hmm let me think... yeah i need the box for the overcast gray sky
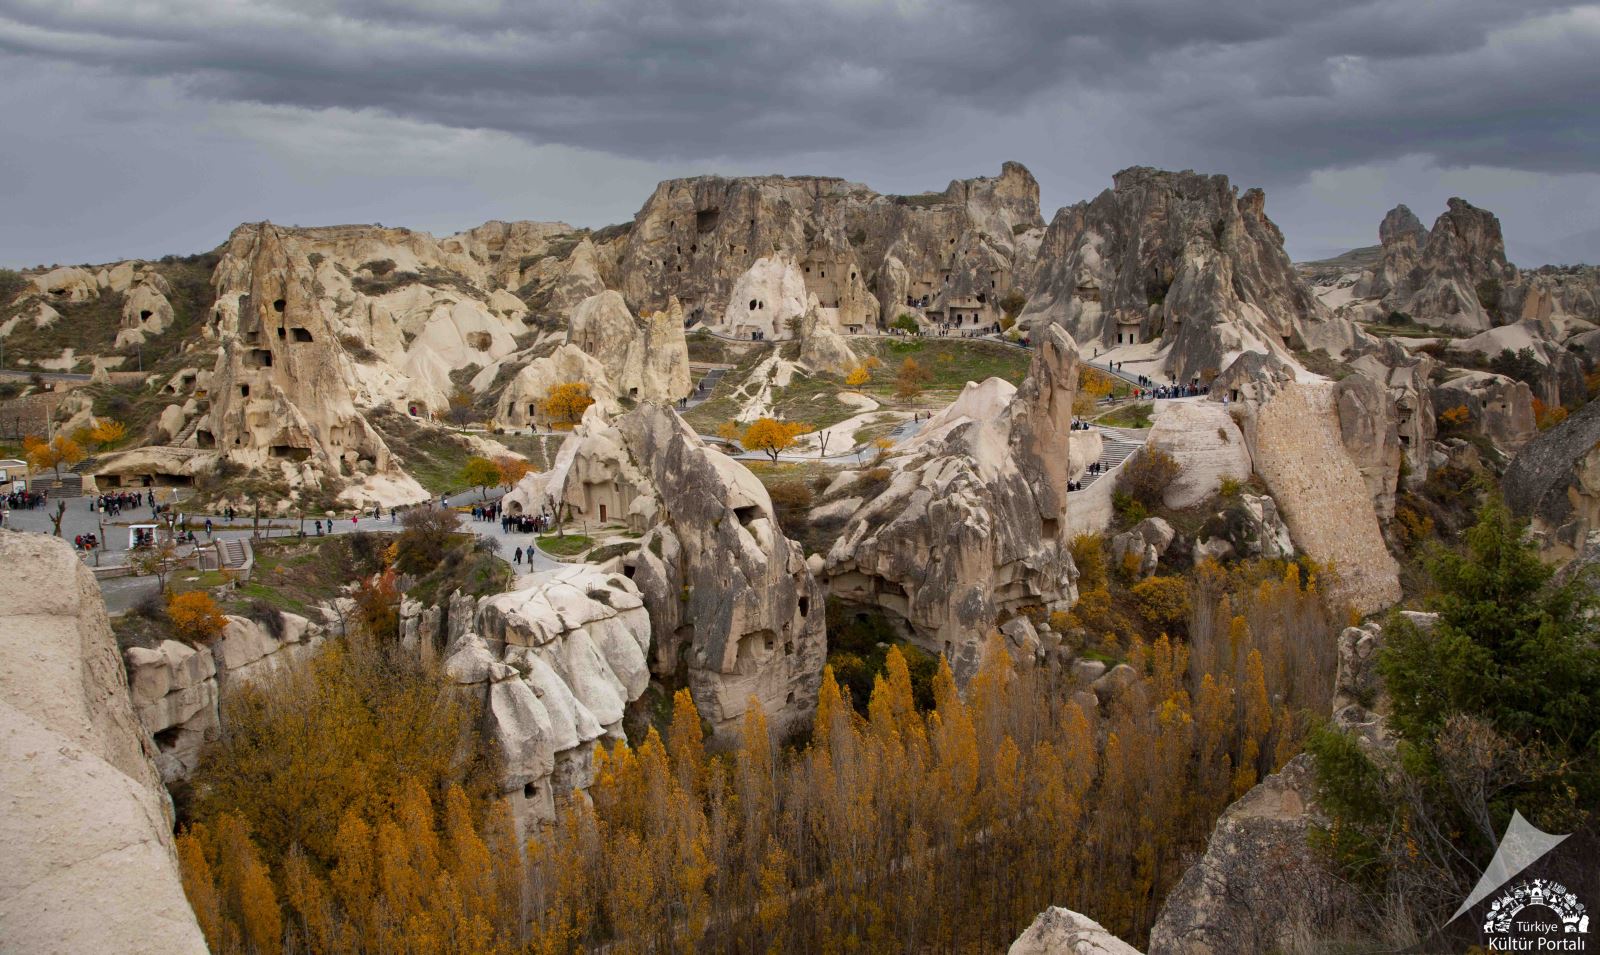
[2,0,1597,269]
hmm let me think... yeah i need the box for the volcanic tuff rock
[1380,198,1518,331]
[1214,354,1401,613]
[823,326,1080,680]
[615,404,827,740]
[1505,397,1600,560]
[1145,400,1251,509]
[0,532,209,954]
[444,566,652,836]
[608,162,1042,336]
[565,291,692,403]
[1020,167,1350,382]
[1432,370,1536,454]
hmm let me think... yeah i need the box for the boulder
[1109,517,1175,578]
[1146,401,1251,509]
[0,531,209,953]
[1010,907,1142,955]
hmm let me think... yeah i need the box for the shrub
[1129,575,1190,634]
[1116,447,1182,510]
[167,591,228,644]
[893,313,919,334]
[394,507,461,574]
[1437,404,1471,429]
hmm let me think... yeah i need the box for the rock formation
[565,291,691,403]
[0,531,209,953]
[1379,198,1519,331]
[1009,907,1142,955]
[615,404,827,740]
[1145,400,1251,509]
[441,566,651,837]
[505,403,827,740]
[1020,167,1351,381]
[1505,397,1600,560]
[125,610,324,782]
[496,343,622,428]
[608,163,1042,335]
[823,326,1080,679]
[1213,354,1401,613]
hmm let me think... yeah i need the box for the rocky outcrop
[1145,400,1251,509]
[445,566,651,837]
[1433,370,1537,454]
[823,327,1080,679]
[566,291,692,403]
[615,404,827,740]
[1010,908,1142,955]
[0,531,209,954]
[1193,493,1293,564]
[496,343,622,428]
[505,403,827,740]
[1110,517,1175,578]
[1505,397,1600,560]
[1020,167,1348,382]
[124,611,324,782]
[608,163,1041,334]
[795,299,860,376]
[1380,198,1518,331]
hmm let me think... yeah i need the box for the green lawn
[1095,402,1154,429]
[537,533,593,557]
[861,338,1032,394]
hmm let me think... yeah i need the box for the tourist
[514,546,523,565]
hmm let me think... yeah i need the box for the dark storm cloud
[1,0,1594,178]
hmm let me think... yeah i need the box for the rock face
[1433,370,1537,454]
[445,566,652,837]
[1145,400,1251,509]
[823,326,1080,679]
[1020,167,1347,381]
[203,223,400,485]
[1010,908,1142,955]
[608,163,1042,335]
[1110,517,1175,578]
[1193,493,1294,564]
[1217,358,1400,614]
[506,403,827,740]
[0,531,209,954]
[1505,397,1600,560]
[125,611,324,782]
[496,343,622,428]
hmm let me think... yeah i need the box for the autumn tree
[845,364,871,388]
[541,381,595,429]
[132,539,179,592]
[168,591,228,643]
[894,357,930,398]
[460,456,501,498]
[741,417,810,462]
[716,419,743,448]
[495,455,531,490]
[24,433,85,477]
[89,417,128,448]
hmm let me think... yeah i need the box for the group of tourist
[469,501,502,522]
[89,490,144,516]
[503,512,551,535]
[3,488,45,511]
[71,532,101,552]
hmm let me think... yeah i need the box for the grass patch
[770,373,861,432]
[1095,402,1154,429]
[368,408,476,495]
[860,338,1031,395]
[537,533,593,557]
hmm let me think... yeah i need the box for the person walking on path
[513,546,523,566]
[204,518,213,537]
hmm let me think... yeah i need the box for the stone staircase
[218,538,249,568]
[172,415,202,446]
[1076,426,1145,491]
[686,367,727,408]
[37,473,85,498]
